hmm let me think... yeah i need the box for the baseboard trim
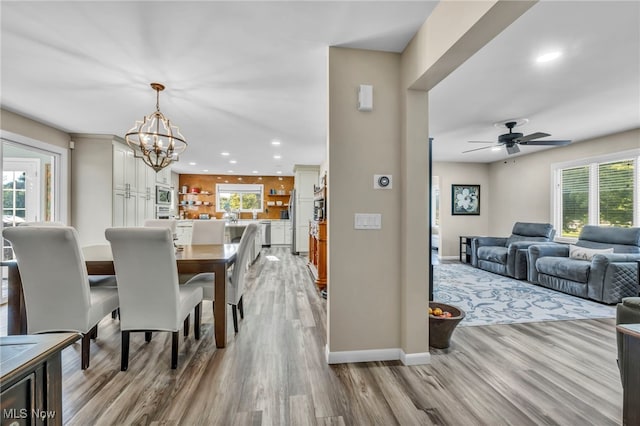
[400,350,431,366]
[326,345,431,366]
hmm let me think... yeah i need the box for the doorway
[1,140,61,304]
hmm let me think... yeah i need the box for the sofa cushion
[569,244,614,260]
[536,257,591,283]
[477,246,508,264]
[507,235,553,246]
[578,225,640,253]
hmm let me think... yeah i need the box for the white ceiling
[430,0,640,162]
[1,1,639,176]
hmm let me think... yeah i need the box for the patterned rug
[434,264,616,327]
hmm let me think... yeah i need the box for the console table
[1,333,80,425]
[617,323,640,425]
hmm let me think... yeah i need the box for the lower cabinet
[271,221,291,245]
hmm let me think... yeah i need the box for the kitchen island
[176,219,291,262]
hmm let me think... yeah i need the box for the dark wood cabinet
[1,333,80,425]
[308,220,327,291]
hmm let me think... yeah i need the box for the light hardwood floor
[1,248,623,425]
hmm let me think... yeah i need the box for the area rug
[433,264,616,327]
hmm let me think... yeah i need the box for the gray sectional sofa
[528,225,640,304]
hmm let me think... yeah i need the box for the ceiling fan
[463,120,571,155]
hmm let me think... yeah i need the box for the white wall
[432,162,490,257]
[487,128,640,236]
[433,129,639,253]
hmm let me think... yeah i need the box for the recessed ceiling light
[228,170,234,173]
[536,51,562,63]
[276,171,282,175]
[202,169,209,172]
[252,170,259,174]
[221,152,230,156]
[271,140,281,146]
[273,155,281,159]
[189,162,196,166]
[491,147,501,151]
[229,160,237,164]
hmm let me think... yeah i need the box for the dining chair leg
[232,305,239,333]
[171,331,179,369]
[121,331,130,371]
[238,296,244,319]
[111,310,117,319]
[81,332,92,370]
[90,324,98,340]
[195,302,201,340]
[145,332,152,342]
[184,315,190,337]
[212,300,215,317]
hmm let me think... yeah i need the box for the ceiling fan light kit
[125,82,188,172]
[463,119,571,155]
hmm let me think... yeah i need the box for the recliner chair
[528,225,640,303]
[471,222,555,279]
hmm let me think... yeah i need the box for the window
[553,150,640,240]
[216,184,263,213]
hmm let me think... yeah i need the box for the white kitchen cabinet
[284,221,292,245]
[113,143,137,192]
[113,190,140,227]
[112,143,161,228]
[271,220,291,245]
[293,165,319,252]
[271,221,285,245]
[156,166,171,185]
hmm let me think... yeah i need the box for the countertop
[177,219,290,226]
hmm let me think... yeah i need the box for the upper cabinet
[156,167,171,185]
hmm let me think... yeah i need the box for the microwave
[156,185,172,205]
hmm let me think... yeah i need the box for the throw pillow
[569,244,614,261]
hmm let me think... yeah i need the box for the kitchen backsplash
[178,174,294,220]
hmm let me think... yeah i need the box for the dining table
[4,243,239,349]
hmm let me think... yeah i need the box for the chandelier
[125,83,187,172]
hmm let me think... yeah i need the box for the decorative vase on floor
[429,302,466,349]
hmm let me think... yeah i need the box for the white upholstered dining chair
[2,226,120,369]
[144,218,177,234]
[191,219,226,244]
[184,222,258,333]
[105,227,203,370]
[17,221,118,288]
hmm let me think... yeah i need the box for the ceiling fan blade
[462,145,499,153]
[520,139,572,146]
[467,141,495,144]
[515,132,551,143]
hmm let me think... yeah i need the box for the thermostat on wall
[374,174,392,189]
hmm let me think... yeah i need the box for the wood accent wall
[178,174,294,220]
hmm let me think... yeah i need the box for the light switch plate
[354,213,382,230]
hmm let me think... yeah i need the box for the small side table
[459,236,477,263]
[616,323,640,425]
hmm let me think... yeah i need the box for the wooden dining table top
[81,243,239,262]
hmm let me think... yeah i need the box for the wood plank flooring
[1,248,623,425]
